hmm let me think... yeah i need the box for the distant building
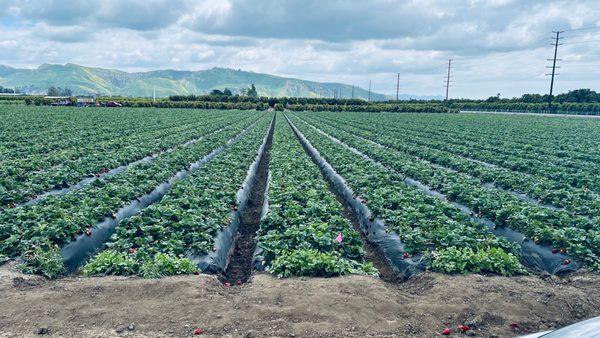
[76,96,96,107]
[45,96,72,106]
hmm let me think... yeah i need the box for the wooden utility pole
[396,73,400,101]
[444,59,452,103]
[546,31,563,109]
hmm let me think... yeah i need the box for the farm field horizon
[1,105,599,336]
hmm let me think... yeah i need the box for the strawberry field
[0,106,599,280]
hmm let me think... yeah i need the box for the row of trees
[47,86,73,96]
[0,86,20,94]
[477,89,600,104]
[208,84,258,98]
[451,101,600,115]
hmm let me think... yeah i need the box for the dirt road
[1,262,598,337]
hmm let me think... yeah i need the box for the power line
[563,39,600,45]
[563,25,600,33]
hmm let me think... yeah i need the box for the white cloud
[0,0,599,98]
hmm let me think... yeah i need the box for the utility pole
[546,30,563,109]
[368,80,372,102]
[396,73,400,101]
[153,87,156,103]
[444,59,452,104]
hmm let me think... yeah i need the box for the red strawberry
[552,248,560,254]
[236,280,242,286]
[509,323,519,330]
[128,247,137,254]
[403,252,410,259]
[457,325,470,332]
[563,259,571,265]
[223,282,231,287]
[95,173,100,177]
[193,328,204,335]
[9,203,16,208]
[441,328,452,335]
[194,271,200,275]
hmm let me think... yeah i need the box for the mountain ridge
[0,63,442,100]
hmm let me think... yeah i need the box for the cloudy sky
[0,0,599,98]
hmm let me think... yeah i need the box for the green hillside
[0,63,402,100]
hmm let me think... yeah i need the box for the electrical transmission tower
[546,30,564,108]
[444,59,452,103]
[396,73,400,101]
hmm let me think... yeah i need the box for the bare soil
[1,262,598,338]
[222,120,274,285]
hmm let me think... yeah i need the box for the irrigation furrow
[60,118,263,273]
[292,115,578,275]
[219,116,275,283]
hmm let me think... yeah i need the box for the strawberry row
[342,112,600,163]
[255,115,376,277]
[312,112,600,194]
[286,114,524,276]
[293,114,599,270]
[1,110,248,207]
[82,114,274,278]
[357,112,600,166]
[302,112,600,220]
[0,106,215,161]
[0,111,231,177]
[0,113,267,276]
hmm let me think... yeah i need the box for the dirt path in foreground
[0,262,598,337]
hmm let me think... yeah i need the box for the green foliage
[0,108,260,264]
[430,247,525,276]
[292,111,600,270]
[82,250,138,276]
[257,118,377,278]
[79,113,273,278]
[245,84,258,98]
[47,86,72,96]
[19,246,65,279]
[269,249,376,278]
[139,253,197,279]
[83,250,197,278]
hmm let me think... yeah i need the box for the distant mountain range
[0,63,442,100]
